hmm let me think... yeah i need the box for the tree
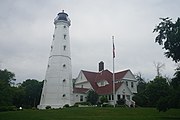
[153,17,180,62]
[86,90,99,105]
[169,66,180,108]
[145,77,171,107]
[0,69,15,86]
[0,69,15,106]
[153,62,165,77]
[12,86,25,107]
[21,79,43,108]
[133,73,148,107]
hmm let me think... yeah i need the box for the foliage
[45,106,51,109]
[21,79,43,108]
[0,106,17,112]
[99,96,108,104]
[116,98,125,105]
[169,67,180,108]
[153,17,180,62]
[63,104,70,108]
[0,69,15,85]
[74,102,91,107]
[86,90,99,105]
[0,69,43,109]
[0,69,15,106]
[156,97,169,112]
[133,75,148,107]
[145,77,171,107]
[101,104,114,107]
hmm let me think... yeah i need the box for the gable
[75,71,88,84]
[116,82,133,95]
[123,70,136,81]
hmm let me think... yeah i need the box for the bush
[0,106,17,112]
[73,102,91,107]
[63,104,70,108]
[32,107,37,110]
[45,105,51,109]
[100,96,108,104]
[102,103,114,107]
[117,99,125,105]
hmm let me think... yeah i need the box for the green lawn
[0,107,180,120]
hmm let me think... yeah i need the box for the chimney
[99,61,104,72]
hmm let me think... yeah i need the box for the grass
[0,107,180,120]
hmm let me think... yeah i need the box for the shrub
[102,103,114,107]
[0,106,17,112]
[45,105,51,109]
[100,96,108,104]
[73,102,91,107]
[117,99,125,105]
[63,104,70,108]
[32,107,37,110]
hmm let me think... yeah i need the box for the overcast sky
[0,0,179,83]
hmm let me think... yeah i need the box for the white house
[73,62,137,107]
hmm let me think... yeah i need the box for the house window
[80,95,83,101]
[62,94,66,97]
[53,34,55,38]
[63,79,66,82]
[63,45,66,51]
[126,81,128,86]
[108,95,111,100]
[112,95,114,100]
[64,34,66,39]
[81,85,83,88]
[63,26,66,28]
[122,95,125,99]
[100,81,104,86]
[117,94,121,100]
[131,82,134,88]
[48,65,50,68]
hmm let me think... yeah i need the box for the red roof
[73,87,89,94]
[74,69,129,95]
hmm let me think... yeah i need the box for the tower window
[51,46,53,51]
[48,65,50,68]
[63,26,66,28]
[63,79,66,82]
[53,34,55,39]
[63,64,66,68]
[62,94,66,97]
[64,34,66,39]
[63,45,66,51]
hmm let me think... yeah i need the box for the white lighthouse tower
[38,10,73,109]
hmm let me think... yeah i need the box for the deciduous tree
[153,17,180,62]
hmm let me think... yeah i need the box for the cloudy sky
[0,0,179,83]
